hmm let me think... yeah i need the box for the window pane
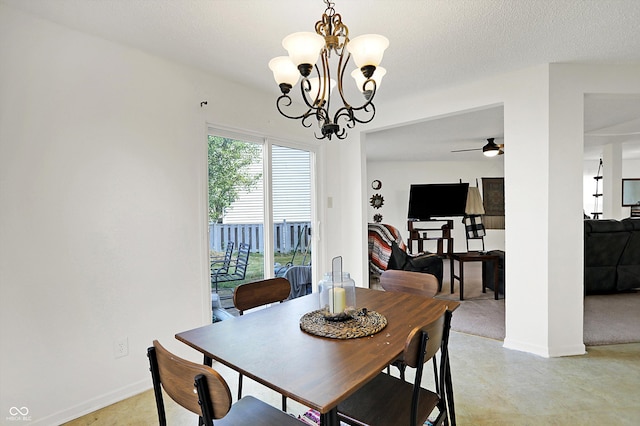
[208,135,264,305]
[272,145,313,298]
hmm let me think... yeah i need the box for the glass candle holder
[319,272,356,319]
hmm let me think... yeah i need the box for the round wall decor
[370,194,384,209]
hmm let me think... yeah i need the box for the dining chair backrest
[148,340,232,423]
[403,307,448,368]
[336,307,454,426]
[232,277,293,408]
[233,277,292,314]
[380,270,439,298]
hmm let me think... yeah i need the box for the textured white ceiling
[4,0,640,160]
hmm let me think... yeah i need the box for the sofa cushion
[584,226,631,294]
[617,230,640,291]
[584,219,628,233]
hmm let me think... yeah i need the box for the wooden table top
[176,287,459,415]
[449,251,501,261]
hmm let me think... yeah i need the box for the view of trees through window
[207,135,261,223]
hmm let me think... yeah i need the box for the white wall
[366,160,505,252]
[0,5,329,424]
[583,158,640,219]
[350,63,640,358]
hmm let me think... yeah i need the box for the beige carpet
[435,262,640,346]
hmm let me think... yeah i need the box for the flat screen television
[622,178,640,207]
[408,183,469,220]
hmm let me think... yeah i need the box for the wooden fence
[209,221,311,254]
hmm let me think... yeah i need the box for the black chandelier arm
[349,97,377,123]
[332,100,376,129]
[275,94,317,126]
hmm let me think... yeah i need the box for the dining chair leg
[444,356,456,426]
[238,374,243,401]
[203,355,212,367]
[282,395,287,411]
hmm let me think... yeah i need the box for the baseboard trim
[33,379,151,425]
[503,338,586,357]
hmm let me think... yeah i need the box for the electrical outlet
[114,337,129,358]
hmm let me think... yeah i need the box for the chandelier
[268,0,389,140]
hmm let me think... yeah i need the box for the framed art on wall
[482,177,505,229]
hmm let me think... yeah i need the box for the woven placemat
[299,309,387,339]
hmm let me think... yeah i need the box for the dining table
[176,287,459,426]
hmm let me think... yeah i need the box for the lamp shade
[346,34,389,68]
[307,77,336,101]
[351,66,386,92]
[268,56,300,87]
[282,32,325,67]
[465,187,485,215]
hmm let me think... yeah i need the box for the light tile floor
[66,265,640,425]
[64,333,640,425]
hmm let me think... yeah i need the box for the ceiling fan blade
[451,148,482,153]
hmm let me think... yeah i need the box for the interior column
[602,142,623,219]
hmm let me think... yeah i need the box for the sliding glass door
[208,129,315,304]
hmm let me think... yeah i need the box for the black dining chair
[337,308,454,426]
[147,340,301,426]
[380,269,440,381]
[233,277,292,410]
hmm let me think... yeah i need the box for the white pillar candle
[329,287,346,314]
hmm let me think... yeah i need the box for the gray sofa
[584,218,640,294]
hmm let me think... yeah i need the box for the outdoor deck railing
[209,220,311,254]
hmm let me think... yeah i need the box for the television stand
[407,219,453,255]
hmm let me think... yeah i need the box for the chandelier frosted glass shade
[282,32,325,74]
[307,77,337,103]
[268,56,300,92]
[352,67,386,99]
[268,1,389,140]
[347,34,389,70]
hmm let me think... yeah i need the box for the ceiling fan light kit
[451,138,504,157]
[482,138,501,157]
[268,0,389,140]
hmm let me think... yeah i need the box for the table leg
[459,260,464,301]
[493,259,499,300]
[203,355,212,367]
[481,261,487,294]
[449,257,455,294]
[320,408,339,426]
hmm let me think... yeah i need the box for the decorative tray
[299,309,387,339]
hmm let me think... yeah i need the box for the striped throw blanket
[368,223,407,276]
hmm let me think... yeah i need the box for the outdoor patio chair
[211,242,250,297]
[210,241,234,275]
[337,309,454,426]
[147,340,301,426]
[233,277,292,410]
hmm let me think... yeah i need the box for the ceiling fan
[452,138,504,157]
